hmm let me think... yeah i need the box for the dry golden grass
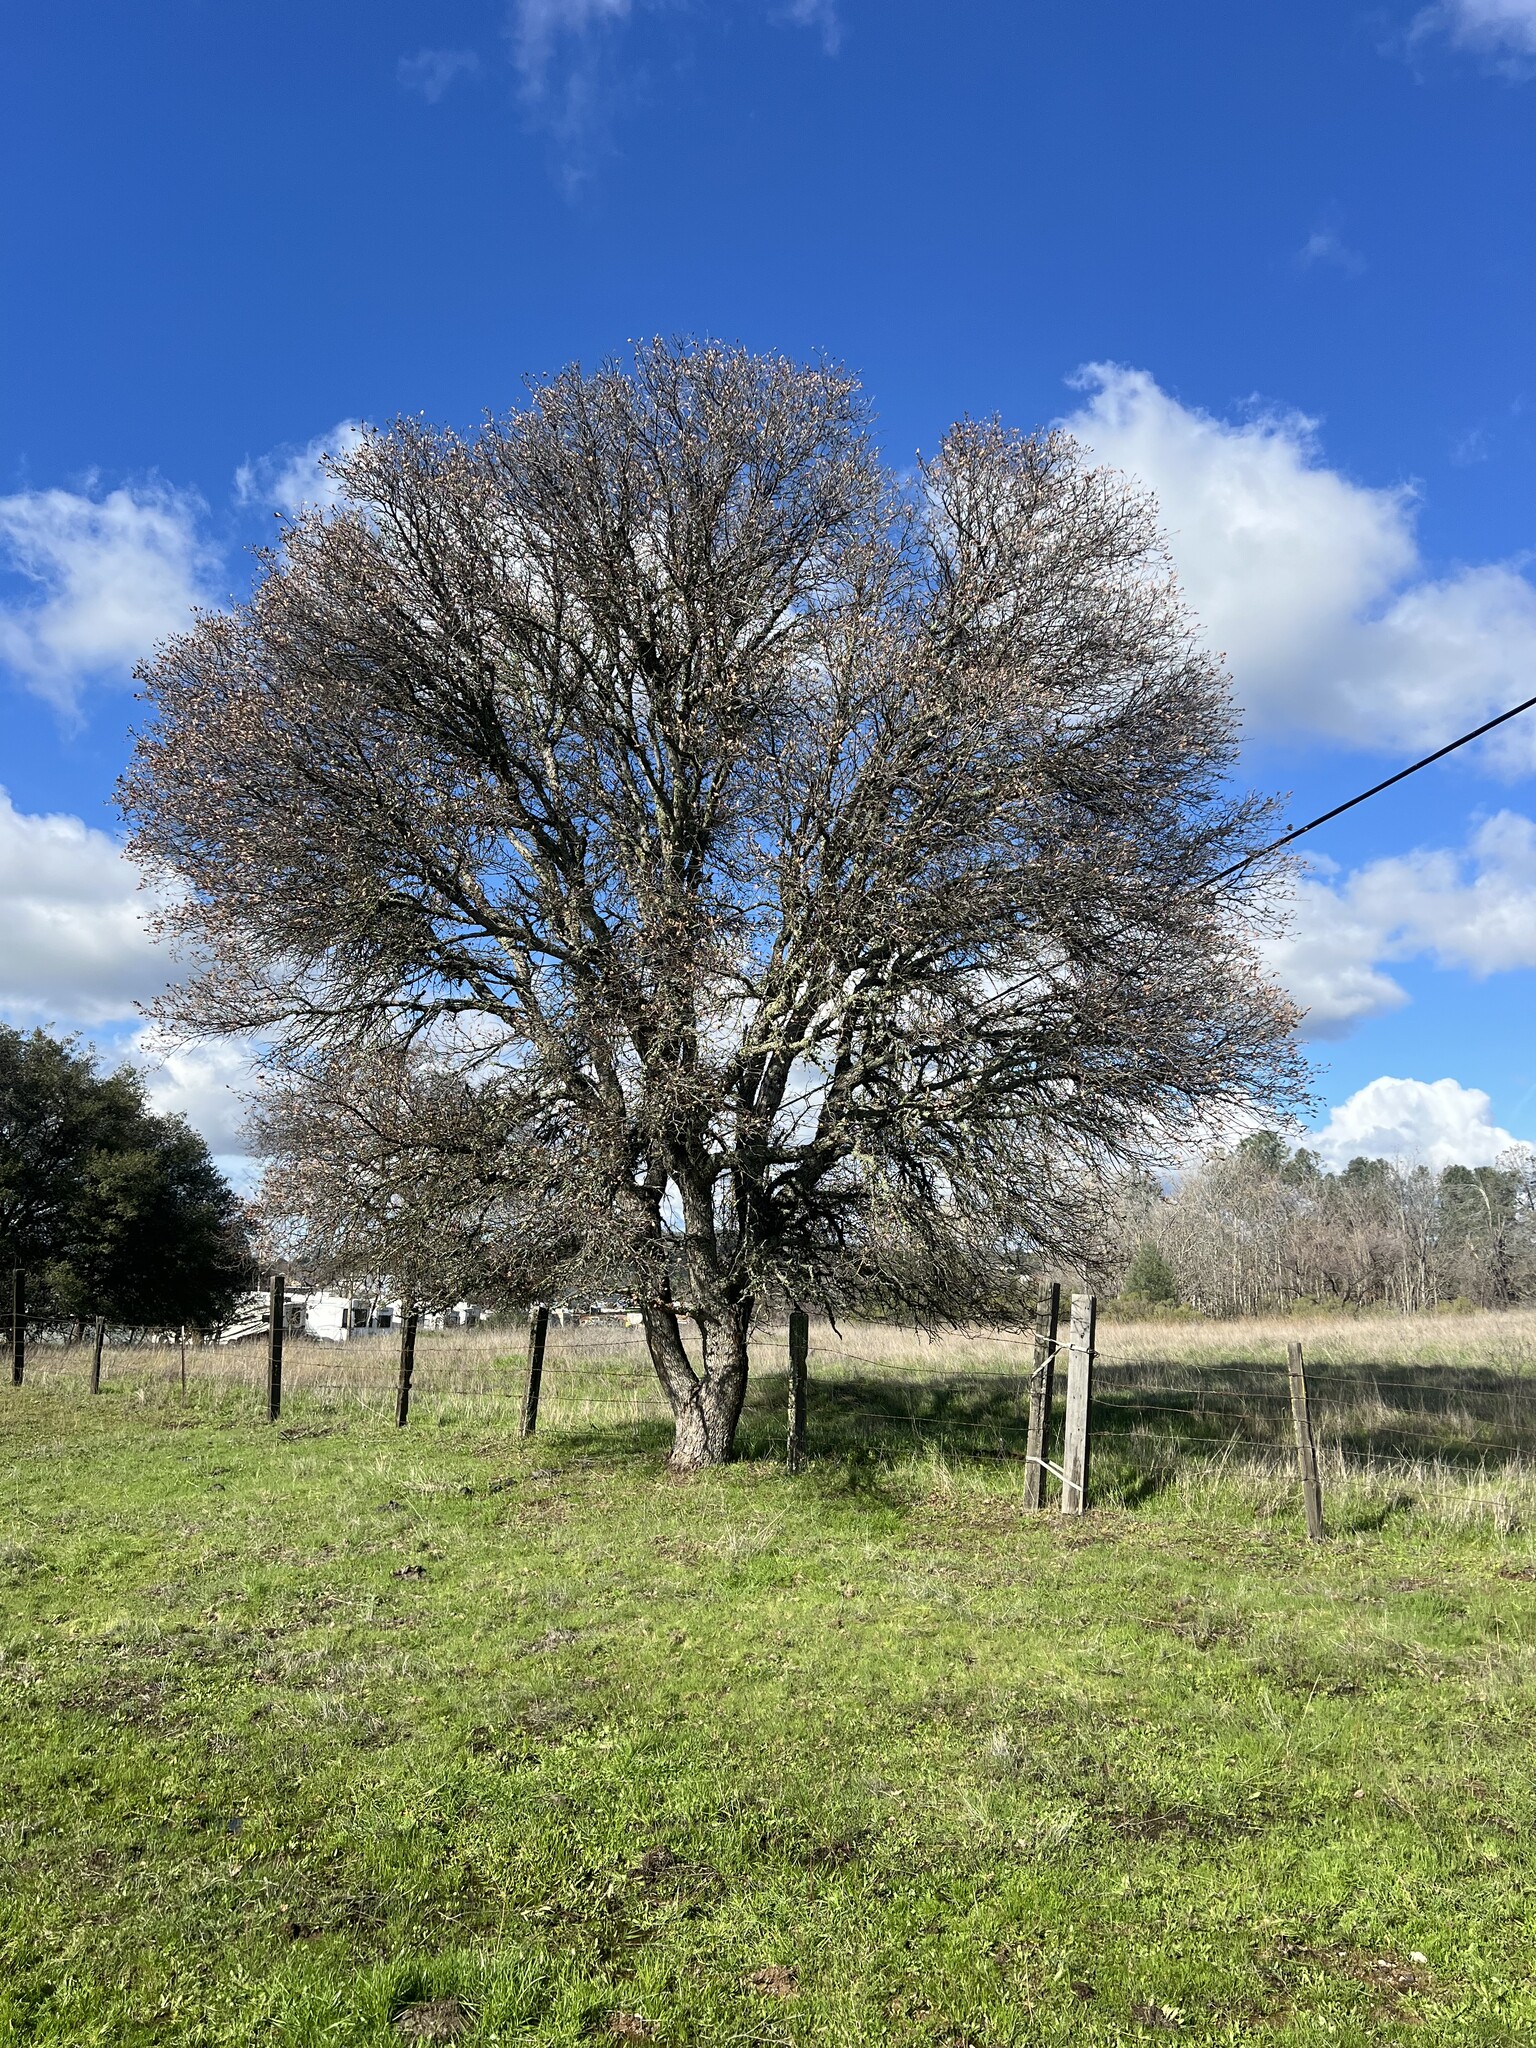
[785,1305,1536,1375]
[19,1304,1536,1399]
[1099,1305,1536,1373]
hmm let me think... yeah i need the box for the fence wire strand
[10,1311,1536,1479]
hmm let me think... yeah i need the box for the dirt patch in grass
[1129,1998,1185,2029]
[466,1736,544,1772]
[623,1843,723,1908]
[800,1831,866,1868]
[392,1998,474,2041]
[58,1673,176,1728]
[1247,1652,1388,1699]
[1269,1938,1435,2016]
[1109,1797,1268,1843]
[743,1965,798,1998]
[1139,1597,1251,1648]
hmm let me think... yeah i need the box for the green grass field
[4,1321,1536,2045]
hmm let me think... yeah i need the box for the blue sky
[4,0,1536,1174]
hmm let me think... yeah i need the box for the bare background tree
[124,340,1301,1467]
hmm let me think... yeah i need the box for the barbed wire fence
[8,1268,1536,1538]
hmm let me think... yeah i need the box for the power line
[976,686,1536,1014]
[1211,689,1536,886]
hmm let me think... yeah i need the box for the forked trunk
[642,1302,751,1471]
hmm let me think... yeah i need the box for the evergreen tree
[1122,1239,1179,1306]
[0,1027,252,1329]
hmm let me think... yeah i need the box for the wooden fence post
[1023,1280,1062,1510]
[395,1307,419,1429]
[1287,1340,1325,1542]
[265,1273,284,1422]
[1060,1292,1097,1516]
[10,1269,23,1388]
[90,1317,106,1395]
[519,1303,549,1440]
[786,1309,809,1471]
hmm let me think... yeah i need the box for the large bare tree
[123,340,1301,1467]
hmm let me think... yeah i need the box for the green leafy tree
[0,1027,252,1330]
[1234,1129,1288,1178]
[1121,1239,1179,1307]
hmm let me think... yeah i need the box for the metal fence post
[10,1270,23,1388]
[266,1273,284,1422]
[787,1309,809,1471]
[1023,1280,1061,1510]
[1288,1340,1325,1542]
[1060,1292,1097,1516]
[90,1316,106,1395]
[519,1303,549,1440]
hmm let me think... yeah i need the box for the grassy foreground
[3,1367,1536,2046]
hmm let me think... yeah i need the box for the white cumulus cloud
[0,482,216,713]
[1264,811,1536,1037]
[0,789,183,1026]
[1262,878,1411,1039]
[1333,810,1536,975]
[1310,1076,1521,1171]
[132,1029,263,1158]
[234,421,366,518]
[0,791,260,1155]
[1062,365,1536,767]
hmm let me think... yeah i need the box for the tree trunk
[642,1302,751,1471]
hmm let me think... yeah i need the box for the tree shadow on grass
[522,1416,676,1464]
[528,1358,1536,1483]
[1331,1490,1418,1536]
[761,1359,1536,1477]
[1094,1458,1180,1508]
[1095,1358,1536,1473]
[744,1367,1038,1465]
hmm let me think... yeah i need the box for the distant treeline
[1110,1131,1536,1316]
